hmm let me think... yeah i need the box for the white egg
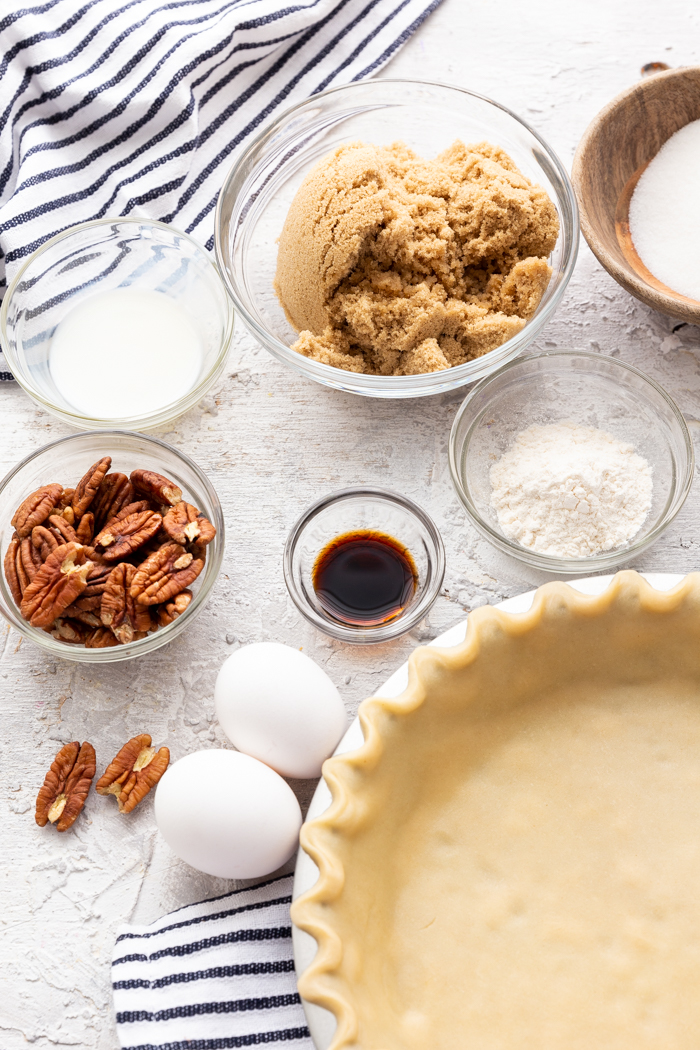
[154,750,302,879]
[214,642,347,778]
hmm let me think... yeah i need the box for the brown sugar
[274,140,559,376]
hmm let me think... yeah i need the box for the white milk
[49,287,203,418]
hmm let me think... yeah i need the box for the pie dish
[291,570,700,1049]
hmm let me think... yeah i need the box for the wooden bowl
[572,66,700,323]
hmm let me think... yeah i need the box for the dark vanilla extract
[312,530,417,627]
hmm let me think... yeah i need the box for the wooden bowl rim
[572,65,700,323]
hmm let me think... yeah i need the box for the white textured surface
[2,2,700,1046]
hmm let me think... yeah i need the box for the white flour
[489,422,653,558]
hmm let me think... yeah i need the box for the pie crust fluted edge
[290,570,700,1050]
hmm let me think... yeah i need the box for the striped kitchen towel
[0,0,441,379]
[112,873,313,1049]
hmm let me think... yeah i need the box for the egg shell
[154,749,302,879]
[214,642,347,778]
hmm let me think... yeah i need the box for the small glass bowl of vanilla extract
[283,488,445,643]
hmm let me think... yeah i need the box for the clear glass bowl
[0,430,224,662]
[215,78,579,399]
[0,219,234,430]
[283,488,445,643]
[449,351,694,573]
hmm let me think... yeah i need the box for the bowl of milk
[0,218,234,430]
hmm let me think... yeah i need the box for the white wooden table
[2,2,700,1045]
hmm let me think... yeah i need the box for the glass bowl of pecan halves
[0,430,224,662]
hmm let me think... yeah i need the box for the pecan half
[56,487,75,510]
[95,508,162,562]
[91,473,135,532]
[50,618,88,643]
[82,545,110,569]
[84,626,120,648]
[99,501,151,531]
[189,540,208,566]
[35,741,96,831]
[128,533,166,564]
[61,606,102,628]
[101,563,152,644]
[48,515,78,545]
[130,469,182,507]
[15,540,34,595]
[76,512,94,545]
[161,503,216,547]
[49,488,76,525]
[72,457,111,520]
[32,525,59,562]
[67,594,103,613]
[12,484,63,538]
[4,535,22,605]
[18,536,42,583]
[20,543,93,628]
[96,734,169,813]
[130,542,204,606]
[81,561,114,598]
[157,589,193,627]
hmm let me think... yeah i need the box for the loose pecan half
[20,543,93,628]
[161,503,216,547]
[4,535,22,604]
[101,563,152,644]
[84,626,120,648]
[130,542,204,606]
[72,457,111,520]
[95,508,162,562]
[96,734,169,813]
[35,741,96,831]
[12,484,63,538]
[130,469,182,507]
[91,473,135,532]
[157,589,193,627]
[76,512,94,545]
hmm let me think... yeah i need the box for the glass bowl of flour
[449,351,694,573]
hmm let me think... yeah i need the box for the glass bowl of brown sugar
[215,79,579,399]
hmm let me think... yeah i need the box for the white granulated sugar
[489,422,653,558]
[629,118,700,301]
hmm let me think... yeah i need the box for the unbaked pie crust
[291,571,700,1049]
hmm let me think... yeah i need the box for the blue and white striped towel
[0,0,441,379]
[112,873,313,1050]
